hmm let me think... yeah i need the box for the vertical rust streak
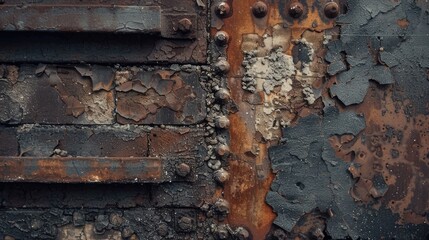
[218,0,336,238]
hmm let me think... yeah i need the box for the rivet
[215,116,230,129]
[235,227,250,240]
[121,227,134,238]
[252,1,268,18]
[214,199,230,214]
[216,144,230,157]
[215,88,231,101]
[324,2,339,18]
[178,18,192,33]
[176,163,191,177]
[214,168,230,183]
[216,225,230,239]
[214,31,230,46]
[178,216,193,231]
[216,2,231,17]
[214,59,230,74]
[288,2,304,19]
[157,223,169,237]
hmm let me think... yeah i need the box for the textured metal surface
[0,5,198,39]
[212,0,429,239]
[1,0,429,239]
[0,6,162,34]
[0,0,206,63]
[0,157,162,183]
[0,65,206,125]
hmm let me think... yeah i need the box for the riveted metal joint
[216,144,231,157]
[324,2,339,18]
[214,168,230,183]
[178,216,194,232]
[252,1,268,18]
[214,31,230,46]
[176,163,191,177]
[216,224,230,239]
[177,18,192,33]
[214,59,230,74]
[215,116,230,129]
[214,198,230,215]
[215,88,231,101]
[216,2,231,18]
[235,227,250,240]
[288,2,304,19]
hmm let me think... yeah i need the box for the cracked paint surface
[266,0,429,239]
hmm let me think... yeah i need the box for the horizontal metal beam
[0,157,163,183]
[0,5,162,34]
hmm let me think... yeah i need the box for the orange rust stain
[331,85,429,225]
[397,18,410,29]
[214,0,336,238]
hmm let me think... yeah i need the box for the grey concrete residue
[242,47,296,94]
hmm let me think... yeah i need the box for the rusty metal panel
[0,64,115,124]
[116,69,206,125]
[1,0,428,239]
[0,65,206,125]
[208,0,429,239]
[0,157,162,183]
[0,0,207,63]
[2,125,148,157]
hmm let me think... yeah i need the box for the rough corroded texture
[116,70,206,125]
[0,157,163,183]
[216,0,337,238]
[1,0,429,239]
[266,0,429,239]
[0,65,115,124]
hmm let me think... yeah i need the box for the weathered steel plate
[0,1,206,63]
[0,157,163,183]
[0,65,206,125]
[0,6,162,34]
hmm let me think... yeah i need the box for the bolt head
[216,225,230,239]
[178,216,193,231]
[235,227,250,240]
[252,1,268,18]
[216,116,230,129]
[176,163,191,177]
[178,18,192,33]
[214,60,230,74]
[214,31,230,46]
[214,199,230,214]
[288,2,304,19]
[216,144,230,157]
[215,88,231,101]
[216,2,231,17]
[214,168,230,183]
[324,2,339,18]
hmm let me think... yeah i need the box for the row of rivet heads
[210,2,252,239]
[215,1,340,19]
